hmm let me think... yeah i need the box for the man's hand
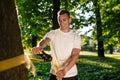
[32,47,43,54]
[56,69,66,79]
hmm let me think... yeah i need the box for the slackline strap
[0,54,25,72]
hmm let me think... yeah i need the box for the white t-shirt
[45,28,81,77]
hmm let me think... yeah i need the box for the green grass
[78,51,120,80]
[29,51,120,80]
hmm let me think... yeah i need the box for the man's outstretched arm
[32,37,50,54]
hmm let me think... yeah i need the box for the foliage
[93,0,120,51]
[16,0,120,54]
[29,51,120,80]
[16,0,96,49]
[101,0,120,50]
[16,0,53,48]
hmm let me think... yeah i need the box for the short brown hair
[57,10,70,18]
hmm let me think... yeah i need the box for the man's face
[58,13,71,30]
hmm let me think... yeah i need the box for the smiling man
[32,10,81,80]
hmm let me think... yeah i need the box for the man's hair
[57,10,70,18]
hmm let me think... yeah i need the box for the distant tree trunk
[0,0,28,80]
[52,0,60,29]
[109,44,114,54]
[31,23,38,47]
[110,48,113,54]
[93,0,104,57]
[32,35,37,47]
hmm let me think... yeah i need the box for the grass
[78,51,120,80]
[29,51,120,80]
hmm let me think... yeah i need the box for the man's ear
[69,18,72,23]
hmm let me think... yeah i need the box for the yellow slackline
[0,54,25,72]
[30,58,44,62]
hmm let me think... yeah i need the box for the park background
[0,0,120,80]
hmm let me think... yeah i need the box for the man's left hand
[56,69,66,79]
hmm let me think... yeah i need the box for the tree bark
[93,0,104,57]
[52,0,60,29]
[0,0,28,80]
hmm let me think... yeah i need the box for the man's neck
[60,28,70,33]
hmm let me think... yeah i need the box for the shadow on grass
[79,55,120,69]
[77,55,120,80]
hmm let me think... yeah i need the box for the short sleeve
[73,34,81,49]
[44,30,55,40]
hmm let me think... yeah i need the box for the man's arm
[39,37,51,48]
[56,48,80,78]
[64,48,80,71]
[32,37,50,54]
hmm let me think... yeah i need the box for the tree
[93,0,104,57]
[17,0,61,47]
[101,0,120,54]
[79,0,105,57]
[52,0,60,29]
[17,0,53,48]
[0,0,28,80]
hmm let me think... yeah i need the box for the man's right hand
[32,47,43,54]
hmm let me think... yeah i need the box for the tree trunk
[32,35,37,47]
[52,0,60,29]
[109,44,113,54]
[93,0,104,57]
[0,0,28,80]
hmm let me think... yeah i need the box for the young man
[32,10,81,80]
